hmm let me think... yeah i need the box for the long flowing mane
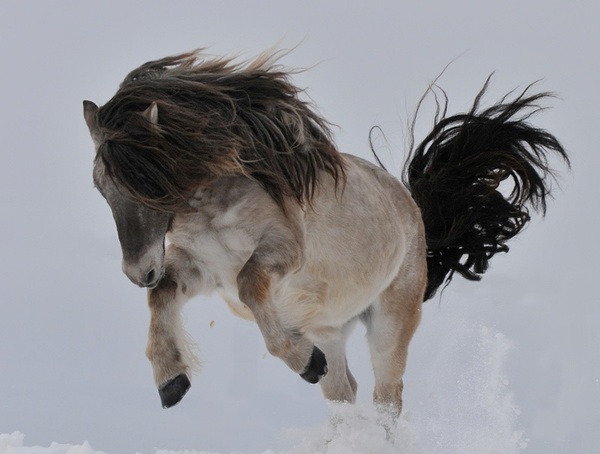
[93,50,346,212]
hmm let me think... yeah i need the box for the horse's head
[83,100,171,288]
[82,50,348,290]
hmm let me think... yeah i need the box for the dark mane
[94,50,346,212]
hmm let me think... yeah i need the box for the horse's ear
[142,102,159,129]
[83,100,99,132]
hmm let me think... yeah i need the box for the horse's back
[305,153,424,277]
[284,154,426,330]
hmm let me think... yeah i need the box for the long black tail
[403,78,569,300]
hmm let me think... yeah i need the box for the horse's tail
[403,77,569,301]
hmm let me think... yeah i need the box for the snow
[1,321,526,454]
[0,433,103,454]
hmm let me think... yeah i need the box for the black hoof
[300,346,328,384]
[158,373,191,408]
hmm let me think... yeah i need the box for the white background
[1,1,598,453]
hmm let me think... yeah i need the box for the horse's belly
[276,254,403,333]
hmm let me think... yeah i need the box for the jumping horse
[83,50,568,417]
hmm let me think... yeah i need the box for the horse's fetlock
[373,380,403,416]
[146,336,182,366]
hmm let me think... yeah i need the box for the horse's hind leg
[314,320,359,404]
[362,266,425,418]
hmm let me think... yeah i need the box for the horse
[82,49,568,418]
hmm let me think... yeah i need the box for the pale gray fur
[85,98,425,416]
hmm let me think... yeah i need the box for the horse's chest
[170,219,255,290]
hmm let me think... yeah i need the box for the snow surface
[1,323,525,454]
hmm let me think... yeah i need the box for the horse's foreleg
[236,243,327,383]
[145,247,203,408]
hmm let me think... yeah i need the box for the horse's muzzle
[122,259,164,289]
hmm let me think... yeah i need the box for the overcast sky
[1,1,598,453]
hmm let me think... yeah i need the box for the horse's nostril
[145,269,156,285]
